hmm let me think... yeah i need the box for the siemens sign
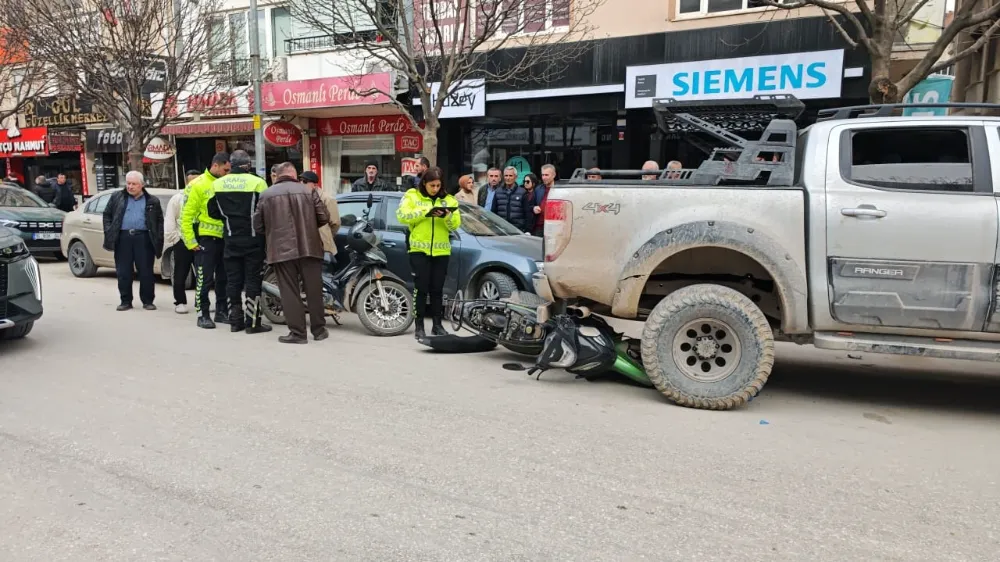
[625,50,844,108]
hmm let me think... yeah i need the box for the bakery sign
[0,126,48,157]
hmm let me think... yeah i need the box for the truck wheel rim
[672,318,742,383]
[480,281,500,300]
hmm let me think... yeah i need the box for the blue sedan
[334,192,542,300]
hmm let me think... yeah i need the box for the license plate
[32,232,60,240]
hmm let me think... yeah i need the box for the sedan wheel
[477,271,518,300]
[68,241,98,278]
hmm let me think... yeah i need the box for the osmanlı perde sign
[625,49,844,108]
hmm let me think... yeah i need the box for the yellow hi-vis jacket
[180,170,224,249]
[395,188,461,257]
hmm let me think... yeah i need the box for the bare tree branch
[765,0,1000,102]
[290,0,606,164]
[0,0,234,170]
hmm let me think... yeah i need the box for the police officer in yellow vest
[181,152,231,329]
[395,166,461,339]
[205,150,272,333]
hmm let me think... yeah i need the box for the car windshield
[0,186,46,208]
[458,203,525,236]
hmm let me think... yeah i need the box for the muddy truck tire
[640,284,774,410]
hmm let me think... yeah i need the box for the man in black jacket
[351,160,393,192]
[32,175,57,204]
[102,171,165,311]
[51,173,76,212]
[489,166,533,232]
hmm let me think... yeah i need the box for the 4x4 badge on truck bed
[582,202,621,215]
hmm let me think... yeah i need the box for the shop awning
[160,117,275,137]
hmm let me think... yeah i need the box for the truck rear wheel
[641,284,773,410]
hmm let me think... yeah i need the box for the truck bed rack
[565,95,803,187]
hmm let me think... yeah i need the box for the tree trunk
[422,120,440,167]
[867,51,902,104]
[128,151,144,172]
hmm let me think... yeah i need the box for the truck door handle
[841,205,887,219]
[382,241,396,247]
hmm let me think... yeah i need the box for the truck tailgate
[543,185,807,311]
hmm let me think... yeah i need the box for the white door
[823,122,999,333]
[321,137,342,196]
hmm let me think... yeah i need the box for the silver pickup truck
[533,96,1000,410]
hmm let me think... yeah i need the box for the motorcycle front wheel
[356,279,414,337]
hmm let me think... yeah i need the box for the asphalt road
[1,262,999,561]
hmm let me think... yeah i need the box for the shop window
[844,128,973,193]
[466,117,612,183]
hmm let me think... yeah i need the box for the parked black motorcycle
[260,195,414,337]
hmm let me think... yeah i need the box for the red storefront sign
[262,73,392,111]
[164,89,254,118]
[263,121,302,147]
[308,137,322,185]
[315,115,414,136]
[395,133,423,153]
[0,126,48,157]
[79,151,90,196]
[315,115,422,153]
[48,131,82,153]
[401,157,421,176]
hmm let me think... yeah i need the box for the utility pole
[248,0,266,178]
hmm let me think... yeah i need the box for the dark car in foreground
[0,185,67,259]
[334,192,543,300]
[0,225,42,340]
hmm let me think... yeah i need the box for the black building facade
[428,16,871,186]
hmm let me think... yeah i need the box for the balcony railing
[285,30,388,54]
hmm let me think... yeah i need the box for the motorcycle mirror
[366,193,373,208]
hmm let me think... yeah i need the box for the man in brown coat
[253,162,332,344]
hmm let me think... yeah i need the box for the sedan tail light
[544,199,572,262]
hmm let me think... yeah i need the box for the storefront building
[158,88,301,187]
[13,94,103,194]
[431,16,872,184]
[1,126,87,194]
[259,73,422,194]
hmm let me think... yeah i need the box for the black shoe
[214,310,230,324]
[143,304,157,311]
[431,318,447,337]
[279,333,308,344]
[246,323,273,334]
[116,303,133,312]
[230,321,246,333]
[197,316,216,330]
[313,328,329,341]
[414,318,426,339]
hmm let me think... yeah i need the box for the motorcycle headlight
[365,248,386,262]
[0,240,29,262]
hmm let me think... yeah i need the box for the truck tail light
[544,199,572,262]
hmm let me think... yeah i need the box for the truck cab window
[846,128,973,193]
